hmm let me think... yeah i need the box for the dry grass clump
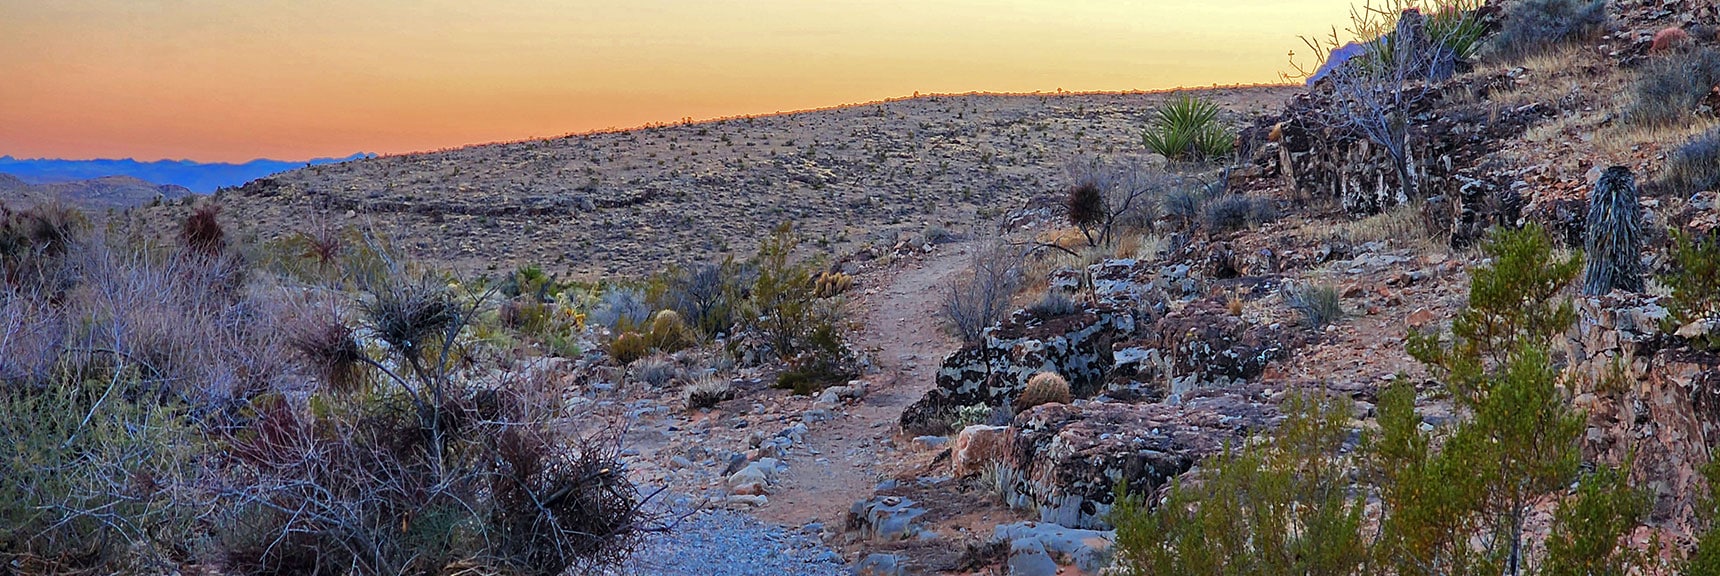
[1653,127,1720,197]
[1625,47,1720,127]
[1285,282,1345,329]
[632,355,680,387]
[683,375,735,410]
[1017,372,1072,412]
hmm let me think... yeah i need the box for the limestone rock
[996,521,1115,574]
[847,496,928,542]
[952,424,1015,477]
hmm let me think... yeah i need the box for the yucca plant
[1581,166,1644,296]
[1143,93,1234,162]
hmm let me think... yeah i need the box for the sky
[1,0,1359,163]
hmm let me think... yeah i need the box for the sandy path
[753,245,970,526]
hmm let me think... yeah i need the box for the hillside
[151,89,1295,279]
[1,174,193,209]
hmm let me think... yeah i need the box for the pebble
[622,509,845,576]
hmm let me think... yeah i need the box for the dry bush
[632,355,680,387]
[1017,372,1071,412]
[943,238,1023,344]
[1626,47,1720,127]
[684,376,734,410]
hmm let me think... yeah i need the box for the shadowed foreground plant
[1110,392,1365,576]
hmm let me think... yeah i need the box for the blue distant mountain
[0,153,374,193]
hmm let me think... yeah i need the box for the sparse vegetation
[943,238,1022,344]
[683,375,734,410]
[1027,291,1080,318]
[1285,282,1345,328]
[1202,194,1278,233]
[1625,47,1720,127]
[1486,0,1608,60]
[1654,127,1720,197]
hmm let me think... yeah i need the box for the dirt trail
[753,245,970,526]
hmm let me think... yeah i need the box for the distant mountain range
[0,153,373,194]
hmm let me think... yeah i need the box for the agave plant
[1142,93,1234,162]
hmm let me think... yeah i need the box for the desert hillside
[11,1,1720,575]
[150,89,1293,278]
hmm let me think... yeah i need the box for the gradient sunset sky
[2,1,1358,163]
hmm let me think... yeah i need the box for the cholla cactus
[1582,166,1645,295]
[813,271,853,298]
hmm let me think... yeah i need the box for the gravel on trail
[619,508,848,576]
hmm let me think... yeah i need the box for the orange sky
[1,1,1358,163]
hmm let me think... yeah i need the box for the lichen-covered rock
[999,395,1275,530]
[994,522,1114,575]
[900,305,1134,434]
[1118,296,1304,393]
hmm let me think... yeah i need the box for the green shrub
[1110,392,1366,576]
[1540,465,1650,576]
[1626,47,1720,126]
[1662,229,1720,349]
[1142,93,1234,162]
[1487,0,1608,59]
[0,376,205,571]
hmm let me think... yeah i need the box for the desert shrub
[1625,47,1720,126]
[0,376,206,572]
[1067,181,1108,245]
[1111,392,1366,576]
[1662,229,1720,349]
[1687,461,1720,573]
[645,309,694,352]
[1142,93,1235,162]
[632,355,679,387]
[0,202,86,289]
[591,286,652,334]
[610,331,650,365]
[1286,282,1345,328]
[1027,291,1080,318]
[944,239,1022,344]
[683,376,734,410]
[1486,0,1608,59]
[1017,372,1071,411]
[285,308,368,394]
[182,202,226,256]
[1582,167,1645,295]
[1163,186,1209,230]
[1654,127,1720,197]
[1202,194,1277,232]
[653,258,749,337]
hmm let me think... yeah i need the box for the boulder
[901,305,1134,434]
[995,521,1115,574]
[852,553,904,576]
[846,496,928,542]
[1117,296,1303,395]
[999,396,1275,529]
[952,425,1015,477]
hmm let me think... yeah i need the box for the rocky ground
[135,89,1294,280]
